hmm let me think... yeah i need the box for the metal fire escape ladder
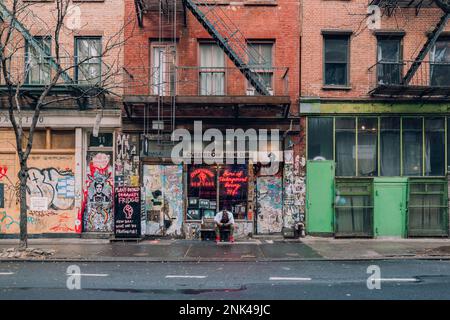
[403,12,450,85]
[0,1,74,84]
[182,0,271,95]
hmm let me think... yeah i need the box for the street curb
[1,255,450,263]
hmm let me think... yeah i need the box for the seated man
[214,207,235,243]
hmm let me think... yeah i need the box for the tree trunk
[18,165,28,250]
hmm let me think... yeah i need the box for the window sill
[244,0,278,6]
[322,85,352,91]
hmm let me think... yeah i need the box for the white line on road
[165,275,207,279]
[375,278,419,282]
[0,272,14,275]
[66,273,109,277]
[269,277,312,281]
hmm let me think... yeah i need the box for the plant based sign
[114,186,141,238]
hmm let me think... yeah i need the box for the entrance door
[143,164,183,236]
[306,161,335,235]
[256,175,283,234]
[374,177,407,237]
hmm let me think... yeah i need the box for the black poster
[114,186,141,238]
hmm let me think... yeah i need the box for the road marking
[375,278,419,282]
[165,275,207,279]
[0,272,14,275]
[269,277,312,281]
[66,273,109,277]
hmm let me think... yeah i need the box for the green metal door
[306,161,335,235]
[408,178,449,237]
[374,177,407,238]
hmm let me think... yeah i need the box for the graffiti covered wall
[283,150,306,229]
[0,150,77,234]
[143,164,183,236]
[83,152,114,232]
[256,175,283,234]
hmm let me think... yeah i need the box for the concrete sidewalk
[0,237,450,262]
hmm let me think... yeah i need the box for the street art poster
[84,151,114,232]
[283,150,305,228]
[114,186,141,238]
[115,133,139,187]
[143,165,183,236]
[256,175,283,234]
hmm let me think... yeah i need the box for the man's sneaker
[229,236,235,243]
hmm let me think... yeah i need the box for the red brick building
[301,0,450,238]
[121,0,303,239]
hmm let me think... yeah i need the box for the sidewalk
[0,237,450,262]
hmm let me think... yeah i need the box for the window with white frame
[199,43,225,95]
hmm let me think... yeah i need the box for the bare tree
[0,0,128,249]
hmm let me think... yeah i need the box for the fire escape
[0,2,106,109]
[368,0,450,98]
[125,0,290,125]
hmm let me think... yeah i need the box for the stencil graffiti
[143,165,183,236]
[26,167,75,211]
[256,175,283,234]
[83,152,114,232]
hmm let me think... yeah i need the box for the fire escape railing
[181,0,271,96]
[0,2,74,85]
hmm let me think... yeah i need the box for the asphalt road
[0,260,449,299]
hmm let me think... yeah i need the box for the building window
[425,118,445,176]
[25,37,51,84]
[358,118,378,177]
[199,43,225,95]
[307,117,333,160]
[187,164,249,220]
[247,42,273,94]
[323,35,349,86]
[75,37,102,85]
[377,37,402,85]
[430,38,450,86]
[402,117,423,176]
[151,44,176,96]
[308,116,447,177]
[380,117,400,176]
[335,117,356,176]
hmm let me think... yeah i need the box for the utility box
[374,177,408,238]
[306,160,335,235]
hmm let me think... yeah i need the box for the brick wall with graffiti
[0,150,77,234]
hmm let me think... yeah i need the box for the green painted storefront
[302,101,450,238]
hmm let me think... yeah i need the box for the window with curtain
[199,43,225,95]
[324,35,349,86]
[403,118,423,176]
[430,38,450,86]
[335,117,356,176]
[26,37,51,85]
[307,117,333,160]
[247,42,273,94]
[380,117,400,176]
[425,118,445,176]
[358,118,378,176]
[76,37,102,85]
[152,45,176,96]
[377,37,401,85]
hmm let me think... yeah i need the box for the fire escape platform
[369,0,437,7]
[122,95,291,120]
[370,84,450,98]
